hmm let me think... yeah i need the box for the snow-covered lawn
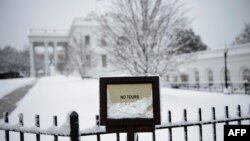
[0,76,249,141]
[0,78,36,98]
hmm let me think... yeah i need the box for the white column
[65,45,68,60]
[53,42,58,69]
[44,42,49,76]
[29,41,36,77]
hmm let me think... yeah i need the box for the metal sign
[99,76,161,132]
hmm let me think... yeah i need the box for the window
[86,55,91,66]
[208,70,213,84]
[101,38,107,46]
[86,55,90,60]
[195,71,199,83]
[102,55,107,67]
[243,69,250,82]
[181,74,188,82]
[174,76,178,83]
[166,75,169,82]
[85,35,90,45]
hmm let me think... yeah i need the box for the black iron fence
[170,82,250,94]
[1,105,250,141]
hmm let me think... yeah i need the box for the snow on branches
[99,0,190,76]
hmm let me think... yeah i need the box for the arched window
[243,69,250,82]
[166,75,169,82]
[208,70,213,84]
[195,71,199,83]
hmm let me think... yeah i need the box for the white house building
[168,43,250,84]
[28,13,113,77]
[28,13,250,85]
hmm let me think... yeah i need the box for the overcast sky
[0,0,249,50]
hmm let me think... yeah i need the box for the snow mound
[108,97,153,119]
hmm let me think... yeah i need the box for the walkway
[0,84,34,119]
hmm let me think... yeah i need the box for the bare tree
[99,0,189,76]
[67,35,95,78]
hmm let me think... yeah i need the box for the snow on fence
[0,105,250,141]
[171,82,250,94]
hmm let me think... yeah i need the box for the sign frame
[99,76,161,129]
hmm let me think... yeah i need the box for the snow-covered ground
[0,78,36,98]
[0,76,249,141]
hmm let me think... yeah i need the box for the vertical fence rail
[1,106,250,141]
[183,109,188,141]
[168,111,172,141]
[136,133,139,141]
[225,106,229,125]
[249,104,250,124]
[96,115,100,141]
[198,108,203,141]
[70,111,80,141]
[19,113,24,141]
[53,116,58,141]
[212,107,216,141]
[237,105,242,125]
[4,112,9,141]
[35,115,40,141]
[116,133,120,141]
[152,131,156,141]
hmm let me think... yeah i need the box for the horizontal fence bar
[1,108,250,140]
[2,116,249,137]
[0,112,80,137]
[81,131,115,136]
[170,82,250,94]
[80,116,250,136]
[156,116,250,129]
[0,126,70,137]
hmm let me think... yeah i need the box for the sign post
[99,76,161,141]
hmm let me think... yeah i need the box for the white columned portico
[53,42,58,69]
[29,41,36,77]
[44,42,49,76]
[28,29,68,77]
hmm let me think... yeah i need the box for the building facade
[168,43,250,85]
[28,13,250,84]
[28,13,113,77]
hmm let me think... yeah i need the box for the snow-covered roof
[71,12,99,28]
[195,43,250,60]
[28,29,68,37]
